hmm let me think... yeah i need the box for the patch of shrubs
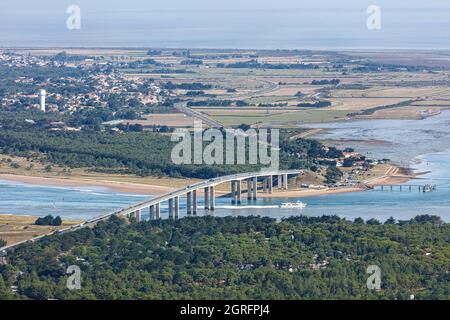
[34,215,62,226]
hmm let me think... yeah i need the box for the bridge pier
[174,196,180,219]
[149,205,155,220]
[278,175,282,189]
[204,187,210,210]
[134,209,141,223]
[192,191,197,215]
[168,198,174,220]
[247,179,252,200]
[231,180,242,205]
[268,175,273,194]
[236,180,242,204]
[210,186,216,210]
[231,180,237,204]
[155,203,161,220]
[252,177,257,200]
[283,174,288,190]
[187,192,192,215]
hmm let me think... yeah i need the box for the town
[0,50,395,192]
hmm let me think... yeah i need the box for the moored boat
[280,201,307,209]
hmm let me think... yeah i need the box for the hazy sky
[2,0,450,49]
[3,0,450,11]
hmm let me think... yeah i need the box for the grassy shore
[0,215,80,247]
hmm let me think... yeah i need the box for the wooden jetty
[373,184,436,192]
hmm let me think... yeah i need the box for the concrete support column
[247,179,252,200]
[231,180,236,204]
[278,175,282,189]
[283,174,288,190]
[236,180,242,204]
[210,186,216,210]
[252,177,257,200]
[192,191,197,215]
[135,209,141,223]
[204,187,210,210]
[155,203,161,220]
[187,192,192,215]
[174,196,180,219]
[268,175,273,194]
[149,205,155,221]
[168,198,174,220]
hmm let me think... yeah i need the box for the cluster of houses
[0,52,162,116]
[0,52,52,68]
[317,146,387,169]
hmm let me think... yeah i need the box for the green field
[208,109,349,126]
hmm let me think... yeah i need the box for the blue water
[2,1,450,49]
[0,180,149,220]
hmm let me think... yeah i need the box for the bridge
[97,170,302,222]
[0,170,303,253]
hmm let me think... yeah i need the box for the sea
[1,2,450,50]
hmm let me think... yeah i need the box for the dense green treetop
[1,215,448,300]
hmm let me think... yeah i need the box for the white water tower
[38,89,46,112]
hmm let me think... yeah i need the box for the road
[173,78,280,129]
[174,101,224,129]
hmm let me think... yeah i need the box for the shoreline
[0,173,176,195]
[363,165,418,186]
[0,164,415,201]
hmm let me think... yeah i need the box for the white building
[38,89,46,112]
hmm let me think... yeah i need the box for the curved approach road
[174,101,224,129]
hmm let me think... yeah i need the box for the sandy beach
[0,173,176,195]
[0,164,415,200]
[364,166,417,186]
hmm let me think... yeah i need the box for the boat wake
[216,204,306,210]
[216,205,280,210]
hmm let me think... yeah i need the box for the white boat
[280,201,307,209]
[422,184,436,193]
